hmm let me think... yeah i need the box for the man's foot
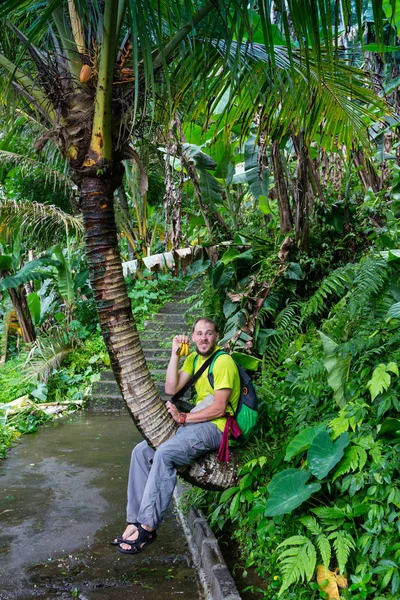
[117,524,157,554]
[111,523,138,546]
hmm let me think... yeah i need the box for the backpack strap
[207,350,228,388]
[208,351,239,414]
[170,350,220,404]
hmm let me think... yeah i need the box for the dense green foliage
[183,233,400,598]
[1,0,400,597]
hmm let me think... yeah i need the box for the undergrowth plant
[190,250,400,600]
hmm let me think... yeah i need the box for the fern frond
[299,515,322,536]
[290,359,326,395]
[275,303,301,329]
[302,264,355,319]
[316,533,332,568]
[277,535,317,595]
[348,255,388,320]
[328,530,355,573]
[299,516,332,567]
[310,506,346,530]
[333,445,368,481]
[263,303,302,367]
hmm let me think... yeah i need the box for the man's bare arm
[166,388,231,423]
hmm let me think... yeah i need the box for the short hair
[192,317,219,334]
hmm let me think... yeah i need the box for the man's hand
[172,334,190,357]
[165,400,180,423]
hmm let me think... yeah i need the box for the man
[113,317,240,555]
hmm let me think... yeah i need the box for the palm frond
[0,150,72,191]
[0,199,84,242]
[24,327,78,383]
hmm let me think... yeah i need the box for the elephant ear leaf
[265,469,321,516]
[308,431,350,480]
[284,424,327,461]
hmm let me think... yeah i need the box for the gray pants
[127,422,222,529]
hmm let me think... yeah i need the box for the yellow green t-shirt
[181,348,240,432]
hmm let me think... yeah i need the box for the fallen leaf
[317,565,348,600]
[336,573,348,588]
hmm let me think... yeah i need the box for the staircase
[86,290,198,411]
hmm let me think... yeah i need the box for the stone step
[143,348,170,358]
[147,358,170,367]
[153,307,188,321]
[157,303,190,315]
[148,312,189,322]
[85,393,125,411]
[96,372,191,399]
[144,322,188,330]
[139,339,172,349]
[91,380,121,395]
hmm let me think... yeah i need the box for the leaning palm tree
[0,0,388,489]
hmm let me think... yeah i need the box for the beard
[195,341,218,357]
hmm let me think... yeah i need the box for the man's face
[192,320,219,357]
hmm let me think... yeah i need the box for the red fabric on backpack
[217,416,242,462]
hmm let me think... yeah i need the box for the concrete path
[0,412,201,600]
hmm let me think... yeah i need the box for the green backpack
[194,350,258,439]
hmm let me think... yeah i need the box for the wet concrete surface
[0,413,202,600]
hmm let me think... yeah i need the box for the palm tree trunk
[80,174,174,445]
[80,174,237,490]
[7,285,36,344]
[271,140,293,233]
[293,133,311,251]
[353,150,381,192]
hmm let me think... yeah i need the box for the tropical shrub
[187,249,400,599]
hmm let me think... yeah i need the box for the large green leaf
[367,363,398,400]
[210,262,234,289]
[204,138,236,179]
[285,262,303,280]
[223,298,239,319]
[182,144,217,170]
[319,331,350,407]
[254,328,277,354]
[284,424,327,462]
[379,418,400,437]
[0,258,58,291]
[27,292,41,327]
[198,169,223,207]
[231,351,260,371]
[52,246,74,305]
[265,469,321,516]
[236,134,270,200]
[220,247,253,265]
[220,248,241,265]
[308,431,350,480]
[380,249,400,263]
[383,0,400,36]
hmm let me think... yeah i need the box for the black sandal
[110,522,139,546]
[116,524,157,554]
